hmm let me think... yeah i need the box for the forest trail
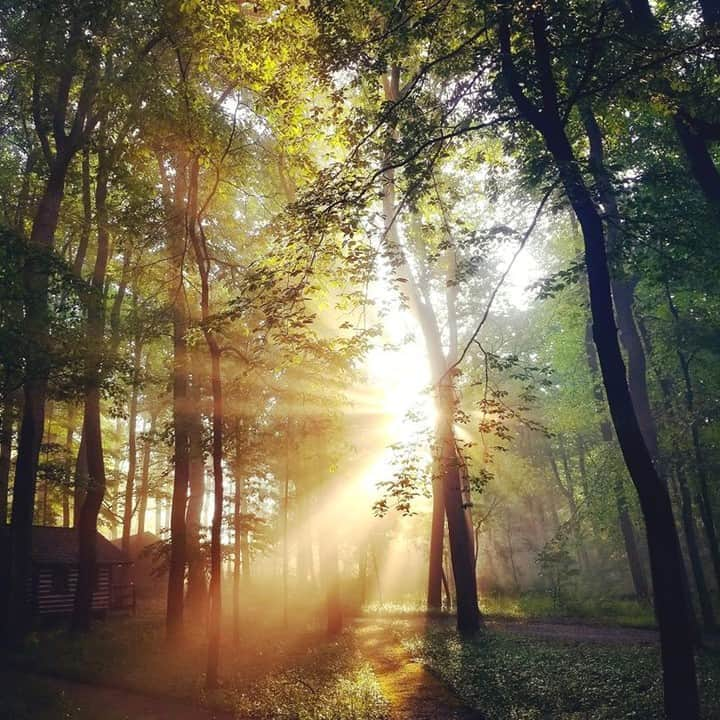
[0,669,234,720]
[352,615,661,720]
[486,618,659,644]
[353,618,483,720]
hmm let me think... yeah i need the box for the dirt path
[353,619,484,720]
[487,618,659,644]
[0,669,233,720]
[352,615,662,720]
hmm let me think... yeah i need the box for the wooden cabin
[1,526,134,618]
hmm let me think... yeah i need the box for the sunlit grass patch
[480,592,657,628]
[362,599,446,616]
[229,662,388,720]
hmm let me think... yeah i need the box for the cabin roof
[1,526,131,565]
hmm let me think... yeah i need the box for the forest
[0,1,719,718]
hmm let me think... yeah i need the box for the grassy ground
[365,592,657,628]
[2,611,387,720]
[4,602,716,719]
[479,592,657,628]
[0,674,72,720]
[400,620,720,720]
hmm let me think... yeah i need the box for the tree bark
[122,336,142,555]
[282,418,291,628]
[159,152,191,643]
[498,7,699,715]
[673,464,716,630]
[72,151,112,633]
[673,114,720,216]
[137,412,155,537]
[8,151,73,643]
[187,155,225,689]
[382,66,480,624]
[664,285,720,591]
[438,382,481,635]
[185,348,207,618]
[0,398,13,526]
[232,419,244,641]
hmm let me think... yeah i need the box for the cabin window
[50,566,70,594]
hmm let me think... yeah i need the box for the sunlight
[494,238,543,311]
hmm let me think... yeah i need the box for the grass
[3,612,389,720]
[363,592,657,627]
[402,623,720,720]
[479,592,657,628]
[0,674,69,720]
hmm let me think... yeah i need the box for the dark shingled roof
[0,526,131,565]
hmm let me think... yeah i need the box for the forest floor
[2,611,719,719]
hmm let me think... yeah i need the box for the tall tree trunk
[137,412,155,537]
[62,405,75,528]
[159,152,191,643]
[673,464,715,630]
[8,152,73,643]
[439,382,481,635]
[122,335,142,555]
[665,285,720,591]
[187,155,225,689]
[382,66,480,625]
[72,153,112,633]
[185,349,207,618]
[232,421,243,641]
[282,418,291,628]
[205,342,224,689]
[73,420,88,527]
[498,8,699,715]
[559,440,590,571]
[237,474,250,585]
[427,468,445,610]
[0,398,14,526]
[615,477,650,600]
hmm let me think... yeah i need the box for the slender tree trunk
[159,152,191,643]
[74,419,88,527]
[0,398,14,526]
[673,464,715,630]
[185,349,207,618]
[73,155,112,633]
[282,418,291,628]
[439,383,481,635]
[233,471,241,641]
[137,413,155,537]
[73,146,92,276]
[122,337,142,555]
[62,405,75,528]
[205,344,224,689]
[665,285,720,590]
[559,440,589,571]
[615,477,650,600]
[187,155,225,689]
[498,9,699,714]
[427,469,445,609]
